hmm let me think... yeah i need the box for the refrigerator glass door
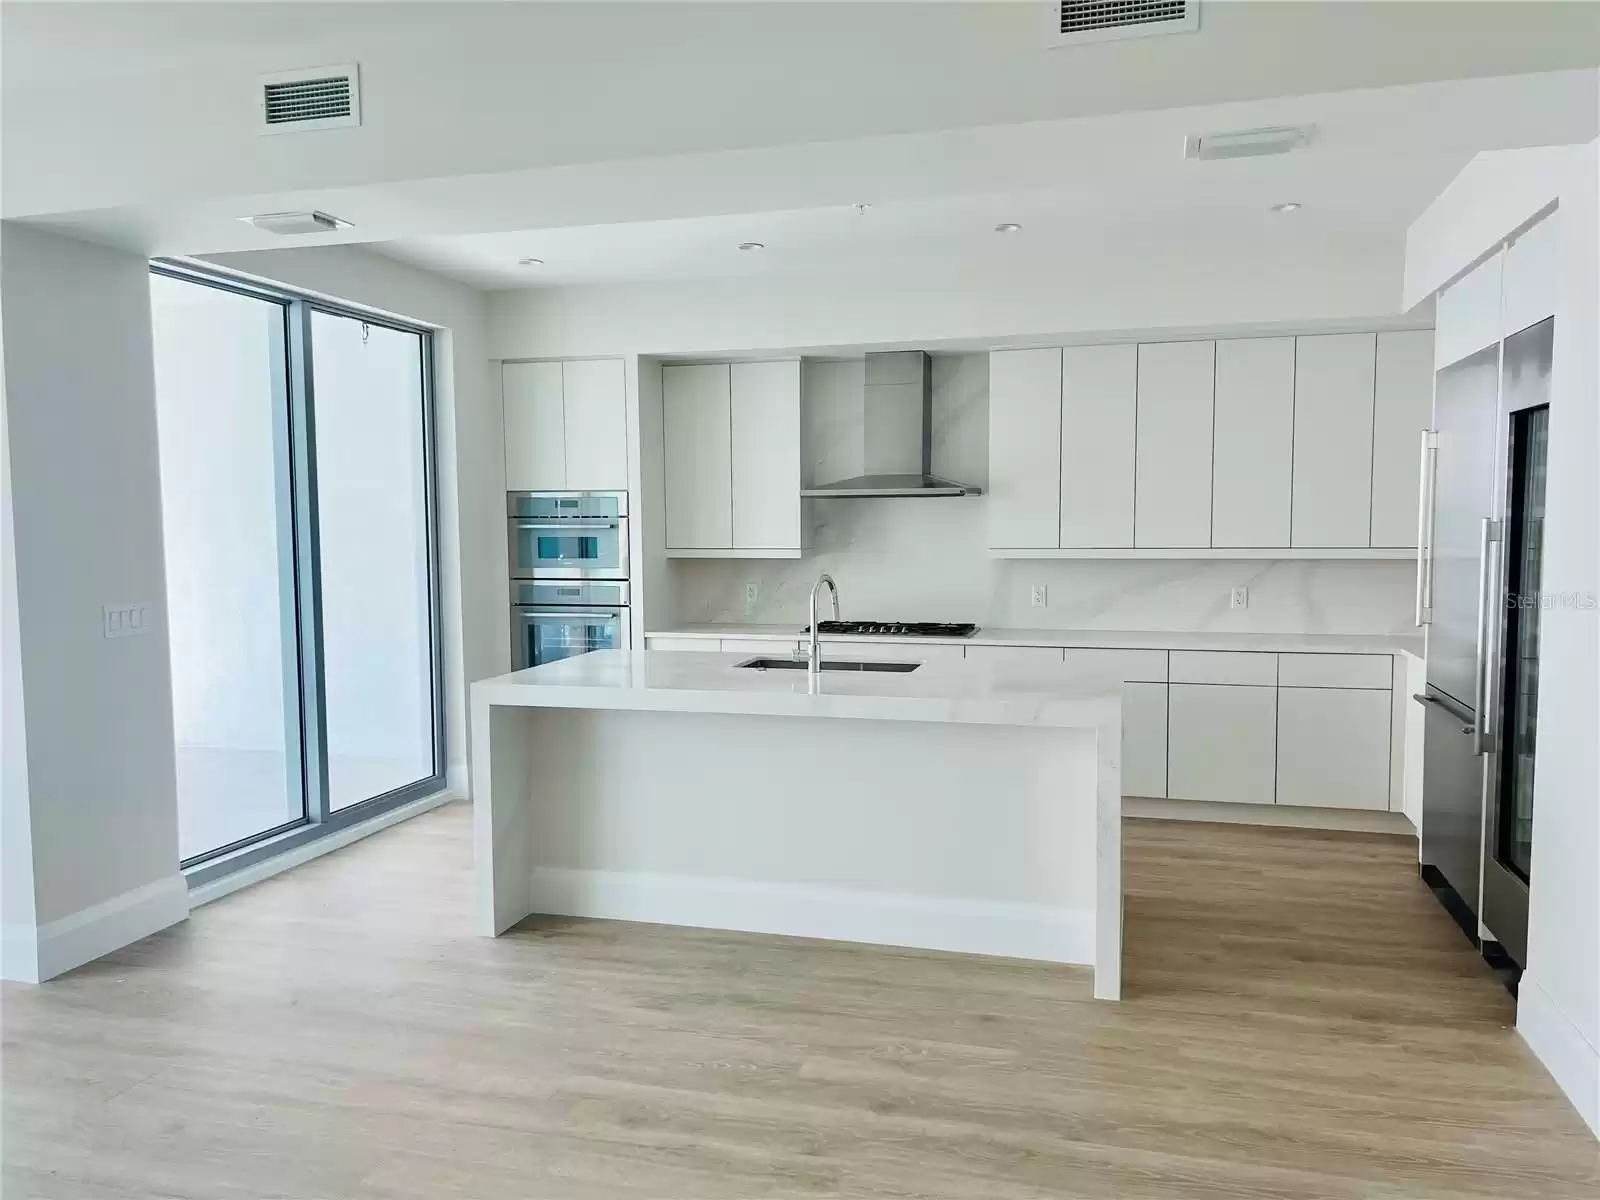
[1481,316,1553,966]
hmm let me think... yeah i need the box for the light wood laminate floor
[4,804,1595,1198]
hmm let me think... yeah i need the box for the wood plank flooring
[4,804,1595,1198]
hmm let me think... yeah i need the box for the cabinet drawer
[1277,653,1392,690]
[1276,688,1392,809]
[1170,650,1278,686]
[647,636,721,652]
[966,646,1066,675]
[1167,683,1278,805]
[820,640,966,664]
[1061,647,1168,683]
[721,637,800,656]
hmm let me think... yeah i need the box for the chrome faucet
[807,574,840,682]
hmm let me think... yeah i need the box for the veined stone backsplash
[669,353,1417,635]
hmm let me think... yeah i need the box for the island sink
[736,657,920,673]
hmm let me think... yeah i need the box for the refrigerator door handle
[1414,430,1439,627]
[1473,516,1501,755]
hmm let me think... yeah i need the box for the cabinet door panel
[819,640,966,663]
[730,361,802,551]
[965,646,1066,676]
[562,358,628,490]
[1276,687,1391,810]
[1123,682,1168,799]
[1502,211,1559,338]
[1212,337,1294,547]
[1135,341,1214,548]
[1060,344,1135,548]
[1167,683,1277,805]
[503,362,566,490]
[663,364,732,549]
[1292,333,1377,548]
[1369,330,1434,548]
[988,349,1062,549]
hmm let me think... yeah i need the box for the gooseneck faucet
[807,574,840,683]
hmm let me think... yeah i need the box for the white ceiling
[5,1,1598,225]
[359,69,1597,289]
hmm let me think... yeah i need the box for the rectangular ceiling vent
[1048,1,1199,47]
[1184,124,1314,161]
[258,64,360,134]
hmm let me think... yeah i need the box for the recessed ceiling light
[994,222,1023,234]
[738,241,765,252]
[517,257,544,266]
[1270,202,1303,214]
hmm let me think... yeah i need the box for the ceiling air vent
[258,64,361,134]
[1047,1,1199,47]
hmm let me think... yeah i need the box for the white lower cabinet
[1275,687,1392,810]
[1121,682,1168,799]
[822,640,966,664]
[1167,684,1278,805]
[646,636,721,652]
[721,637,800,656]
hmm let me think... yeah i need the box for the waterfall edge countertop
[474,648,1121,730]
[644,623,1425,658]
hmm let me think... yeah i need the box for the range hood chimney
[800,351,982,498]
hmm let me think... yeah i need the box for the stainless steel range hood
[800,351,981,498]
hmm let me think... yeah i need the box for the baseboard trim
[526,867,1094,966]
[3,874,190,984]
[189,789,460,909]
[1518,973,1600,1139]
[1124,796,1417,835]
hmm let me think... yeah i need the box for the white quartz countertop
[474,649,1119,730]
[646,623,1424,658]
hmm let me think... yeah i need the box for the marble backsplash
[669,353,1417,636]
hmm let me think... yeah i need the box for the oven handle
[515,609,625,621]
[510,518,621,531]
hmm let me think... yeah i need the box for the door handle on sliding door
[1473,516,1501,756]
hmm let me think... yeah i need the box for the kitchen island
[472,648,1123,998]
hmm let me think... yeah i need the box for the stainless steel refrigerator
[1417,316,1553,968]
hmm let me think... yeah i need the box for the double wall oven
[508,491,630,669]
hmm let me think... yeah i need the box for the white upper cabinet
[1135,340,1214,549]
[663,360,804,556]
[1060,344,1136,548]
[1434,250,1504,369]
[1291,333,1376,548]
[988,348,1062,550]
[730,360,802,552]
[503,359,628,492]
[1369,329,1435,548]
[560,359,629,491]
[1501,210,1559,339]
[663,364,733,550]
[503,361,567,490]
[1211,337,1294,549]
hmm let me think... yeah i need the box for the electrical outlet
[1230,586,1249,611]
[1030,585,1048,609]
[744,581,761,609]
[103,602,153,639]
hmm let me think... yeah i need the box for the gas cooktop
[803,621,978,639]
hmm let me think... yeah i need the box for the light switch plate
[103,603,153,639]
[1030,585,1048,608]
[1230,586,1249,611]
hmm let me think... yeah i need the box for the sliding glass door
[149,267,444,874]
[308,312,440,811]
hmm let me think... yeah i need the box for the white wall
[670,354,1415,636]
[0,222,187,977]
[204,245,499,794]
[1518,141,1600,1137]
[489,234,1408,361]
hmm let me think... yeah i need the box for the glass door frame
[152,261,447,883]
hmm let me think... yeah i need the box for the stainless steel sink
[735,657,920,673]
